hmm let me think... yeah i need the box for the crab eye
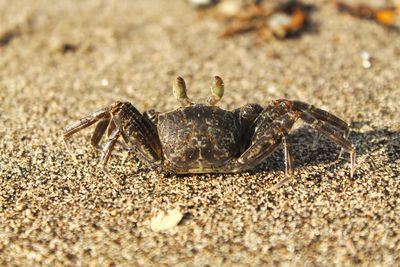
[173,76,193,107]
[208,76,224,106]
[173,76,188,100]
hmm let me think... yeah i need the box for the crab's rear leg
[300,112,356,178]
[291,100,355,177]
[291,101,350,133]
[291,100,350,157]
[287,100,355,176]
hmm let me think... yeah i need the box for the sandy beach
[1,0,399,265]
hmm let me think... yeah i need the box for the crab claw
[173,76,192,107]
[208,76,224,106]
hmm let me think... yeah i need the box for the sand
[1,0,399,266]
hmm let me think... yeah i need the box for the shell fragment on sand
[150,208,184,232]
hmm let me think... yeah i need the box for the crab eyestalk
[208,76,224,106]
[173,76,192,107]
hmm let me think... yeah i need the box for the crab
[63,76,356,178]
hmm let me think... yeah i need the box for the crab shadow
[255,122,399,177]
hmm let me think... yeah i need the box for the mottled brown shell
[157,104,240,173]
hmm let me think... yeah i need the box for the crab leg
[241,100,292,148]
[64,102,163,177]
[107,119,117,137]
[236,111,300,171]
[280,99,352,159]
[104,119,130,150]
[110,103,163,168]
[301,108,350,158]
[286,99,355,177]
[283,135,294,175]
[90,119,111,149]
[234,98,355,177]
[99,128,121,178]
[300,112,356,177]
[292,100,349,134]
[63,107,111,160]
[263,135,296,190]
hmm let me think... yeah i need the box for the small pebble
[150,208,184,232]
[218,0,242,16]
[361,51,372,69]
[360,51,370,61]
[101,79,109,86]
[362,60,371,69]
[188,0,218,8]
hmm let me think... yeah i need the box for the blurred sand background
[1,0,399,265]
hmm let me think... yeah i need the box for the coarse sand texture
[1,0,399,266]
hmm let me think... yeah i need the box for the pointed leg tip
[105,173,119,186]
[102,167,114,180]
[350,150,356,179]
[337,149,344,159]
[67,152,79,164]
[270,176,293,191]
[92,144,103,152]
[350,165,355,179]
[63,138,79,163]
[71,155,79,164]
